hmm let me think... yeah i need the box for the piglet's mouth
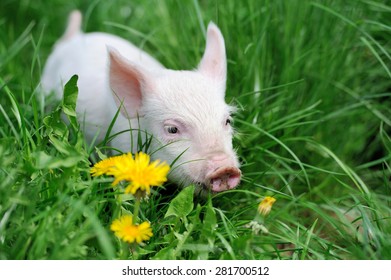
[205,166,241,193]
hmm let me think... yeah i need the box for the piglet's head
[108,22,241,193]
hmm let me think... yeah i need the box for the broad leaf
[164,185,195,219]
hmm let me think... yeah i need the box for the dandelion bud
[258,196,276,216]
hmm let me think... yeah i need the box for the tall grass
[0,0,390,259]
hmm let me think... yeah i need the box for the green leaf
[152,246,176,260]
[202,200,217,241]
[164,185,195,219]
[43,110,68,138]
[62,75,78,116]
[49,135,71,155]
[34,151,84,169]
[62,75,79,127]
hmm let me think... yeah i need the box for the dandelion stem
[120,241,129,260]
[130,243,139,260]
[133,198,141,224]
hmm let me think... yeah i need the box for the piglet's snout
[208,166,241,192]
[206,155,241,192]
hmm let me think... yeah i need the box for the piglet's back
[41,11,164,143]
[42,32,163,96]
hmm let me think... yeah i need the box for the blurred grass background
[0,0,390,259]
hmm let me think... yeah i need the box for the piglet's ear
[108,48,149,119]
[198,22,227,82]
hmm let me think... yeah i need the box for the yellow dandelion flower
[90,156,118,177]
[107,153,136,184]
[258,196,276,216]
[90,152,170,195]
[110,215,153,244]
[113,152,170,195]
[125,153,170,195]
[90,153,132,177]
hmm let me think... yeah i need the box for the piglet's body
[41,11,241,193]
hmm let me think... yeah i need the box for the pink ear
[108,48,147,118]
[198,22,227,82]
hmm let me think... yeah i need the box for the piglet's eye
[166,126,178,134]
[225,118,232,126]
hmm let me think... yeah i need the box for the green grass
[1,0,391,260]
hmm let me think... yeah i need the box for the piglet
[41,10,241,193]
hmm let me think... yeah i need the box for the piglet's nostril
[208,166,241,192]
